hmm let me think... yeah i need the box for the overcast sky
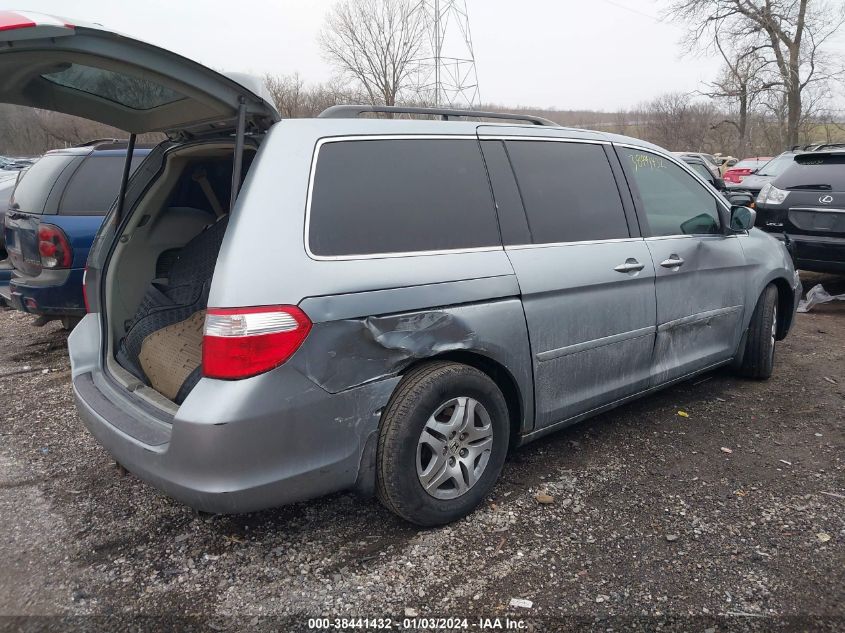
[14,0,845,111]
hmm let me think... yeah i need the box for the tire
[376,361,510,526]
[61,316,81,331]
[738,284,779,379]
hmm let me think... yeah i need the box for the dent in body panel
[651,306,743,384]
[293,311,476,394]
[290,299,534,429]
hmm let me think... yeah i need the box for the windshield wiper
[786,184,832,190]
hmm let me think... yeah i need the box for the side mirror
[730,205,756,232]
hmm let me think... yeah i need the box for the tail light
[202,306,312,380]
[38,223,73,269]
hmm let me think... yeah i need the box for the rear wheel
[376,362,509,526]
[738,284,778,379]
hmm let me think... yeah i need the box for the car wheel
[738,284,778,380]
[376,361,510,526]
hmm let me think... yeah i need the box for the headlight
[756,183,789,206]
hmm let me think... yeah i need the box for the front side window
[308,139,500,257]
[505,140,629,243]
[620,148,721,237]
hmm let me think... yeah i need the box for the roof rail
[73,138,126,148]
[318,105,559,127]
[813,142,845,151]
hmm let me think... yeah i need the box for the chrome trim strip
[536,326,656,362]
[656,305,742,333]
[506,237,641,250]
[789,206,845,214]
[644,234,695,241]
[478,135,610,145]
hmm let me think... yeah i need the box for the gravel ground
[0,274,843,632]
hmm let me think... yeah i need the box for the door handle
[660,254,685,268]
[614,258,645,273]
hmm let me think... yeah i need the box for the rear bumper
[785,234,845,274]
[6,268,86,317]
[69,316,400,513]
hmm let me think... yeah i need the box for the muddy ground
[0,274,843,632]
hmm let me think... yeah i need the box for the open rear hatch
[0,10,279,138]
[0,11,279,407]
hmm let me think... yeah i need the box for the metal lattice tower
[414,0,481,108]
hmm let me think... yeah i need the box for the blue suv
[0,141,148,328]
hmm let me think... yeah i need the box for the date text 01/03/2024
[307,617,527,630]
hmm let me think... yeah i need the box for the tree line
[1,0,843,158]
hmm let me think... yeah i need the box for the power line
[596,0,661,22]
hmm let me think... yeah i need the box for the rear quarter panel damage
[291,298,534,433]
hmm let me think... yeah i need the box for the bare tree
[264,73,367,118]
[642,92,717,151]
[703,31,778,156]
[320,0,428,106]
[667,0,845,147]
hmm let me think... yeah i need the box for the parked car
[714,154,739,175]
[755,150,845,273]
[727,151,800,197]
[0,169,21,303]
[673,152,722,180]
[678,155,754,206]
[1,156,36,170]
[0,12,802,526]
[1,142,149,327]
[723,157,773,185]
[0,168,25,250]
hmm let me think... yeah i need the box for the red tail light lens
[202,306,312,380]
[38,223,73,269]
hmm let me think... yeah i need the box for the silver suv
[2,13,802,525]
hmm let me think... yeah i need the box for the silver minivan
[2,13,802,525]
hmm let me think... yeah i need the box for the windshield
[733,159,766,170]
[757,153,795,177]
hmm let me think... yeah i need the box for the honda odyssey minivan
[0,12,802,526]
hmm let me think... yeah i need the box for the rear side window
[308,139,499,257]
[620,148,721,236]
[9,154,76,214]
[505,140,629,243]
[59,155,145,216]
[776,154,845,190]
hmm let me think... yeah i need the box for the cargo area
[103,142,256,408]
